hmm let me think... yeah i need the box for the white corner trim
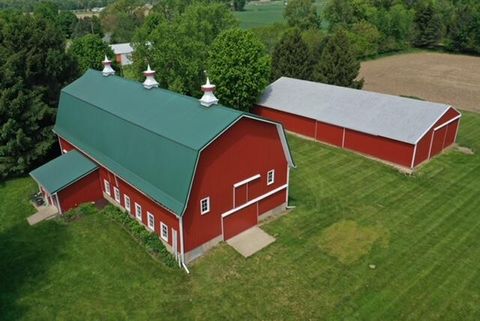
[410,143,417,168]
[233,174,260,188]
[222,184,287,218]
[433,114,461,131]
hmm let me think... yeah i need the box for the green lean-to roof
[30,150,98,194]
[53,70,294,216]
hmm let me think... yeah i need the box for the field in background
[360,52,480,113]
[1,111,480,320]
[234,0,326,29]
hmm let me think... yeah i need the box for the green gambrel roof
[30,150,98,194]
[53,70,293,216]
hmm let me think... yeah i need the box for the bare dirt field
[359,52,480,113]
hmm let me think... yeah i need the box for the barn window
[147,212,155,231]
[113,187,121,203]
[160,222,168,241]
[200,197,210,214]
[135,203,142,221]
[104,180,111,196]
[124,195,131,212]
[267,170,275,185]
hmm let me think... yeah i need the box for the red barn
[255,77,461,168]
[30,69,295,266]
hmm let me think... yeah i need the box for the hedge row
[102,205,178,268]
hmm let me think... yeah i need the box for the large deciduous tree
[208,28,271,112]
[0,11,78,178]
[69,34,116,73]
[132,2,237,96]
[271,28,314,81]
[284,0,321,31]
[313,29,363,89]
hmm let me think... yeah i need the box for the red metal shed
[255,77,461,168]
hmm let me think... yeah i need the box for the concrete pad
[27,206,58,225]
[226,226,275,258]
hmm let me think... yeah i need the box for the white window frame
[135,202,142,221]
[200,197,210,215]
[147,212,155,231]
[104,179,111,196]
[160,222,168,241]
[267,170,275,185]
[113,186,121,203]
[124,194,131,212]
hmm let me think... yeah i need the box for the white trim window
[147,212,155,231]
[160,222,168,241]
[135,203,142,221]
[200,197,210,215]
[113,187,121,203]
[104,179,111,196]
[124,195,131,212]
[267,170,275,185]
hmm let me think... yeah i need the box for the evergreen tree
[208,28,271,112]
[413,1,442,48]
[446,2,480,54]
[69,34,116,73]
[271,28,314,81]
[312,29,363,89]
[0,12,78,178]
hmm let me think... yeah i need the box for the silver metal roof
[109,43,133,55]
[258,77,453,144]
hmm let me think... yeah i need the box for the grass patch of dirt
[318,220,389,264]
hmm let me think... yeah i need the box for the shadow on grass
[0,219,68,320]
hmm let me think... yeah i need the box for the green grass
[234,0,326,29]
[1,111,480,320]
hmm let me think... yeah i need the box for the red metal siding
[58,170,103,213]
[343,129,414,167]
[413,131,433,166]
[58,137,75,153]
[223,203,258,240]
[258,189,286,214]
[183,117,288,252]
[430,126,448,158]
[444,120,458,147]
[316,121,343,147]
[254,105,316,138]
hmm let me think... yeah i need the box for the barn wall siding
[183,117,289,252]
[315,121,343,147]
[58,170,103,213]
[254,105,316,138]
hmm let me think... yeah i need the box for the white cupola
[143,64,159,90]
[199,73,218,107]
[102,55,115,77]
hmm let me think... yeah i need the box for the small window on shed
[113,187,121,203]
[104,180,111,196]
[124,195,131,212]
[267,170,275,185]
[200,197,210,215]
[135,203,142,221]
[160,222,168,241]
[147,212,155,231]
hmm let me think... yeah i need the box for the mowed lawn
[1,111,480,320]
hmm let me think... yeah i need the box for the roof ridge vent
[102,55,115,77]
[143,64,159,90]
[199,72,218,107]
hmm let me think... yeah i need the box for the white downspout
[179,216,190,274]
[285,166,295,209]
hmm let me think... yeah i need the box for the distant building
[109,43,134,66]
[255,77,461,168]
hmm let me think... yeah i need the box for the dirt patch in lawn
[318,220,389,265]
[360,52,480,113]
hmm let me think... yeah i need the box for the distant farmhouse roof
[54,70,293,216]
[109,43,133,55]
[258,77,454,144]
